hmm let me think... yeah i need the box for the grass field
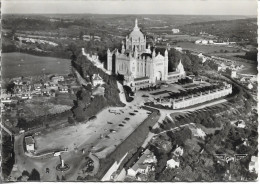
[2,52,71,79]
[165,34,203,42]
[175,42,239,54]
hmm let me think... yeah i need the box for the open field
[2,52,71,79]
[19,95,74,121]
[175,42,239,54]
[34,105,148,158]
[165,34,204,42]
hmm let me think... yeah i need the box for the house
[25,136,35,152]
[248,83,253,90]
[127,149,157,178]
[234,120,246,128]
[51,76,64,83]
[172,29,180,34]
[92,74,103,87]
[195,40,202,44]
[47,82,59,90]
[21,93,32,99]
[58,85,69,93]
[226,68,237,78]
[34,83,42,91]
[249,156,258,174]
[174,47,183,52]
[173,146,184,157]
[41,88,50,96]
[166,158,180,169]
[240,77,246,82]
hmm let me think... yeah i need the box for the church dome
[129,19,145,41]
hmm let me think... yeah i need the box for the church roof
[129,19,145,40]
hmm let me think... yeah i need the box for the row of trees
[71,54,124,122]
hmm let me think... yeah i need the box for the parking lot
[34,105,148,159]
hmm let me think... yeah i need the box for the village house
[173,146,184,157]
[51,75,65,84]
[58,85,69,93]
[47,82,59,90]
[226,68,237,78]
[234,120,246,128]
[25,136,35,152]
[92,74,103,87]
[34,83,43,91]
[166,158,180,169]
[249,156,258,174]
[248,83,253,90]
[127,149,157,178]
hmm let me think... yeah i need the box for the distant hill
[179,18,257,44]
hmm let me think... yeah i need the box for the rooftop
[92,74,103,81]
[130,149,155,171]
[25,136,35,145]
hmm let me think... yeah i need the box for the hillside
[179,18,257,45]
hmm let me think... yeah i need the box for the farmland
[174,41,240,54]
[2,52,71,79]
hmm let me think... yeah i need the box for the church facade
[107,19,186,90]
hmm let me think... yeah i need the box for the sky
[1,0,258,16]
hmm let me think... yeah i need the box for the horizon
[2,0,258,16]
[2,13,257,17]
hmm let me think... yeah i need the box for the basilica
[107,19,186,90]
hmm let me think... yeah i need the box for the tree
[22,170,30,177]
[79,31,84,40]
[6,82,15,94]
[28,169,40,181]
[16,118,27,129]
[68,116,75,124]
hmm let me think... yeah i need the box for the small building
[201,40,208,45]
[208,40,214,44]
[58,85,69,93]
[41,88,50,96]
[51,76,64,83]
[173,146,184,157]
[234,120,246,128]
[226,68,237,78]
[249,156,258,174]
[174,47,183,52]
[166,158,180,169]
[195,40,202,44]
[92,74,103,87]
[25,136,35,152]
[248,83,253,90]
[172,29,180,34]
[127,149,157,178]
[34,83,42,91]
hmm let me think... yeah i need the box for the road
[0,123,12,137]
[9,77,229,181]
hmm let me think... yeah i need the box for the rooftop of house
[130,149,155,172]
[92,74,103,81]
[25,136,34,145]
